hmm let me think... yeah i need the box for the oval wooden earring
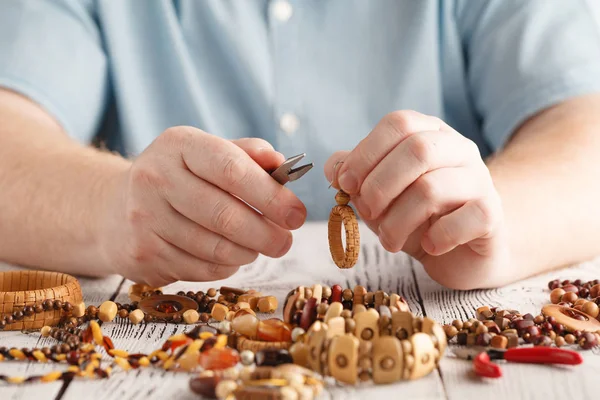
[328,189,360,269]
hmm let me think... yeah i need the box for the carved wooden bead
[372,336,403,384]
[307,321,328,374]
[324,302,343,323]
[583,301,599,318]
[328,334,359,384]
[312,284,323,301]
[354,304,367,315]
[72,302,86,318]
[353,286,367,305]
[289,342,309,367]
[409,333,436,380]
[354,309,379,342]
[98,301,118,322]
[326,316,346,339]
[335,191,351,205]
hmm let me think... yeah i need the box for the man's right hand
[100,126,306,286]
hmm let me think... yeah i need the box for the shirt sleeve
[458,0,600,151]
[0,0,108,144]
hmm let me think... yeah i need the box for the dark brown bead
[63,302,73,313]
[67,351,80,365]
[23,306,34,316]
[60,344,71,353]
[115,302,123,310]
[177,291,186,296]
[4,315,13,325]
[513,319,534,332]
[171,313,182,323]
[522,313,534,321]
[144,314,154,323]
[579,332,598,349]
[546,316,556,325]
[187,291,195,298]
[300,298,318,331]
[475,332,492,346]
[533,335,552,347]
[562,280,571,286]
[255,349,293,367]
[0,319,6,329]
[87,306,98,317]
[553,323,565,335]
[43,299,54,311]
[13,310,24,321]
[548,280,560,290]
[579,288,590,298]
[53,300,63,310]
[41,347,51,356]
[200,313,210,323]
[189,376,221,398]
[574,279,583,287]
[118,309,129,319]
[34,304,44,314]
[225,293,237,303]
[195,294,205,304]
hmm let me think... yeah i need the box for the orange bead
[198,348,240,370]
[257,320,292,342]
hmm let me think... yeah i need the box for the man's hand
[101,127,306,286]
[325,110,508,289]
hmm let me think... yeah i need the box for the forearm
[0,89,130,276]
[487,93,600,278]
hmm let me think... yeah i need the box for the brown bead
[443,325,458,339]
[200,313,210,323]
[555,336,566,347]
[53,300,63,310]
[87,306,98,317]
[257,296,278,313]
[579,332,598,349]
[13,310,24,320]
[342,289,353,301]
[22,306,34,316]
[322,286,332,299]
[562,292,578,304]
[533,315,545,324]
[565,334,576,344]
[462,321,472,330]
[43,299,54,311]
[118,309,129,319]
[345,318,356,334]
[550,288,566,304]
[171,313,183,323]
[451,320,463,330]
[340,309,352,319]
[475,324,488,334]
[316,302,328,316]
[207,288,217,297]
[583,301,600,318]
[304,288,313,299]
[33,304,44,314]
[490,334,508,349]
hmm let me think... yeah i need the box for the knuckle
[220,154,249,187]
[384,110,417,135]
[414,175,440,204]
[406,134,433,168]
[363,178,387,215]
[159,126,196,148]
[436,219,456,247]
[211,202,245,237]
[212,237,234,264]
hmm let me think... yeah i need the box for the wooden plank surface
[0,222,597,399]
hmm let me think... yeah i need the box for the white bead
[271,0,293,22]
[240,349,255,366]
[291,327,305,342]
[280,113,300,136]
[218,320,232,335]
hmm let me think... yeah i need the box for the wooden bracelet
[328,191,360,269]
[0,271,83,330]
[290,309,446,384]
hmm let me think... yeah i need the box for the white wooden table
[1,222,599,399]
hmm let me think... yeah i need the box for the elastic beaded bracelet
[290,308,446,384]
[328,191,360,269]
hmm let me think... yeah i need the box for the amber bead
[565,334,576,344]
[257,320,292,342]
[583,301,599,318]
[232,314,259,338]
[255,349,293,367]
[198,348,240,370]
[562,292,578,304]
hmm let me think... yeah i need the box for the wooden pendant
[328,191,360,269]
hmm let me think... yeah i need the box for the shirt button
[280,113,300,136]
[271,0,293,23]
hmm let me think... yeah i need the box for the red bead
[331,285,343,303]
[198,348,240,370]
[300,298,317,331]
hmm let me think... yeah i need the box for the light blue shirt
[1,0,600,220]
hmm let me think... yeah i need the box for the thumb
[324,150,350,189]
[231,138,285,171]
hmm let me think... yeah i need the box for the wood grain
[1,223,599,400]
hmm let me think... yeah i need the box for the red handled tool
[453,346,583,378]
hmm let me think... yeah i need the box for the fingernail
[338,170,358,194]
[285,207,305,230]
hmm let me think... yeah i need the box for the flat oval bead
[189,375,221,398]
[300,298,318,331]
[255,349,294,367]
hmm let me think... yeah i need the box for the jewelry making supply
[0,270,83,330]
[328,190,360,269]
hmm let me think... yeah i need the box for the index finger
[337,111,446,195]
[182,130,307,230]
